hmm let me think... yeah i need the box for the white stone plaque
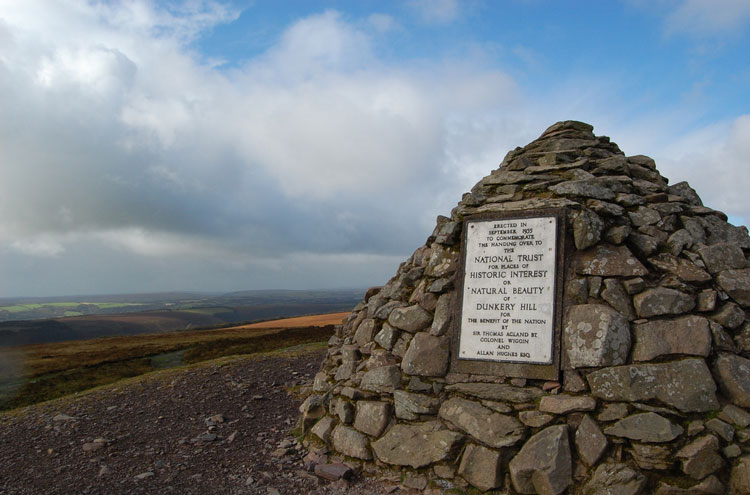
[459,216,557,364]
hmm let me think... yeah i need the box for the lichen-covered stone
[439,397,525,448]
[633,287,695,318]
[509,425,572,495]
[354,318,377,347]
[387,305,432,333]
[632,316,711,361]
[698,242,747,274]
[574,244,648,276]
[457,443,505,492]
[444,382,543,403]
[311,416,336,443]
[629,443,673,470]
[401,333,449,377]
[371,421,464,468]
[430,292,452,336]
[582,463,646,495]
[587,359,719,412]
[573,209,604,250]
[331,425,371,460]
[604,412,684,443]
[710,302,746,329]
[648,253,711,283]
[360,365,401,393]
[373,323,399,350]
[601,278,637,320]
[563,304,631,368]
[714,354,750,408]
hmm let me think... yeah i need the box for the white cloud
[408,0,460,24]
[665,0,750,35]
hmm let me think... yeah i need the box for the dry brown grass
[231,312,348,330]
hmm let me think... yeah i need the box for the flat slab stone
[439,397,525,448]
[574,244,648,277]
[604,412,684,443]
[575,414,607,466]
[509,425,572,495]
[633,287,695,318]
[388,305,433,333]
[353,401,391,437]
[401,333,449,377]
[676,435,723,480]
[371,421,464,469]
[393,390,439,420]
[539,394,596,414]
[632,316,711,361]
[360,365,401,393]
[444,382,543,403]
[587,359,719,412]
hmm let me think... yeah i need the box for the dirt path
[0,347,394,495]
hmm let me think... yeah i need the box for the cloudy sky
[0,0,748,297]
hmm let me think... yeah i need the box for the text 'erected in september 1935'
[459,216,557,364]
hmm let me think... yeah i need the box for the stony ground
[0,347,398,495]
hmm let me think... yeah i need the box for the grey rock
[701,215,750,249]
[582,463,646,495]
[314,463,353,481]
[628,154,657,170]
[587,359,719,412]
[725,444,742,458]
[667,229,694,255]
[605,412,684,442]
[587,199,625,217]
[668,181,702,205]
[334,399,354,424]
[313,372,330,392]
[598,402,629,422]
[705,418,734,442]
[401,332,449,377]
[563,369,587,393]
[519,410,554,427]
[373,300,404,320]
[719,404,750,428]
[655,476,724,495]
[710,302,746,329]
[331,425,371,460]
[373,323,399,350]
[605,224,633,244]
[630,443,673,470]
[388,305,432,333]
[393,390,439,420]
[698,243,747,274]
[353,401,391,437]
[567,277,589,304]
[391,332,412,357]
[616,193,647,207]
[574,244,648,276]
[648,253,711,283]
[509,425,572,495]
[697,289,718,312]
[539,394,596,414]
[622,277,646,295]
[629,206,661,227]
[444,382,544,403]
[563,304,631,368]
[457,443,505,492]
[717,268,750,307]
[731,456,750,495]
[575,414,607,466]
[711,322,737,352]
[371,421,464,468]
[334,362,356,382]
[632,316,712,361]
[736,323,750,352]
[573,209,604,250]
[360,365,401,393]
[134,472,154,480]
[676,435,723,479]
[714,354,750,408]
[311,416,336,443]
[601,278,637,320]
[681,216,707,244]
[430,292,453,336]
[439,397,524,448]
[628,232,659,257]
[340,344,360,362]
[633,287,695,318]
[354,319,377,347]
[549,178,616,200]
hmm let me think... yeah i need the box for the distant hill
[0,288,363,346]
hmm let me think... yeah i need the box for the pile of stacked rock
[299,121,750,494]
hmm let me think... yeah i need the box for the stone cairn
[299,121,750,494]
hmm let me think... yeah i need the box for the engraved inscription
[459,216,557,364]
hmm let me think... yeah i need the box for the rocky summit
[299,121,750,494]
